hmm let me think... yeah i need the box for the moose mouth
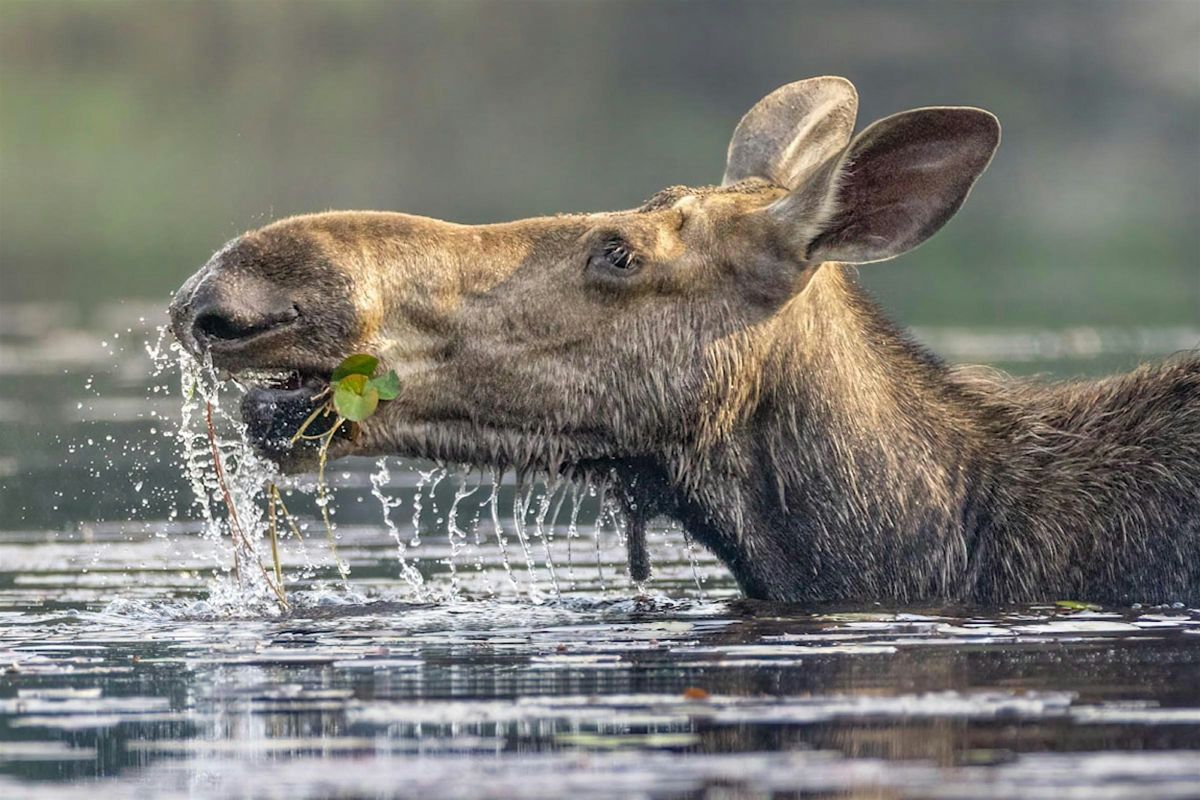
[231,364,619,477]
[235,368,345,456]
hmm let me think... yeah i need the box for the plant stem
[267,485,283,586]
[316,418,350,581]
[289,387,334,445]
[204,401,290,611]
[269,484,305,542]
[205,401,242,584]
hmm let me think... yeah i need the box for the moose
[169,77,1200,605]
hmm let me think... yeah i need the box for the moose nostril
[194,310,255,342]
[192,304,299,344]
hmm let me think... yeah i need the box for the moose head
[169,77,1004,599]
[170,77,997,471]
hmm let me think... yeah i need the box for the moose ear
[773,107,1000,265]
[723,77,859,189]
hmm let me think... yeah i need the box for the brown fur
[169,78,1200,605]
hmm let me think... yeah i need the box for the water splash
[487,474,521,596]
[533,481,562,598]
[172,347,287,614]
[511,483,542,601]
[682,525,707,599]
[146,329,711,612]
[467,472,495,596]
[590,481,607,593]
[369,458,425,594]
[444,465,480,596]
[409,467,442,548]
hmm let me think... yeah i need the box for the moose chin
[168,77,1200,606]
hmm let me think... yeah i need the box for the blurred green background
[1,0,1197,327]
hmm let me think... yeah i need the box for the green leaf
[553,732,699,749]
[331,354,379,382]
[333,373,380,421]
[370,370,400,401]
[1055,600,1102,612]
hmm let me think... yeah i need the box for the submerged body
[168,77,1200,605]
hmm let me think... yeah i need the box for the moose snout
[169,276,299,356]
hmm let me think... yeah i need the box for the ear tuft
[723,77,859,190]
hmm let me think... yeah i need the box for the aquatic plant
[193,353,397,612]
[285,354,401,582]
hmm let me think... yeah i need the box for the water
[1,301,1199,799]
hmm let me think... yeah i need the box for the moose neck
[668,266,993,603]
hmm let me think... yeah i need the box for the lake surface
[1,302,1198,799]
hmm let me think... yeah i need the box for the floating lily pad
[553,732,700,750]
[1055,600,1103,612]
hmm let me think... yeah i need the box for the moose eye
[589,238,640,275]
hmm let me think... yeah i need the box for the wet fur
[659,267,1200,604]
